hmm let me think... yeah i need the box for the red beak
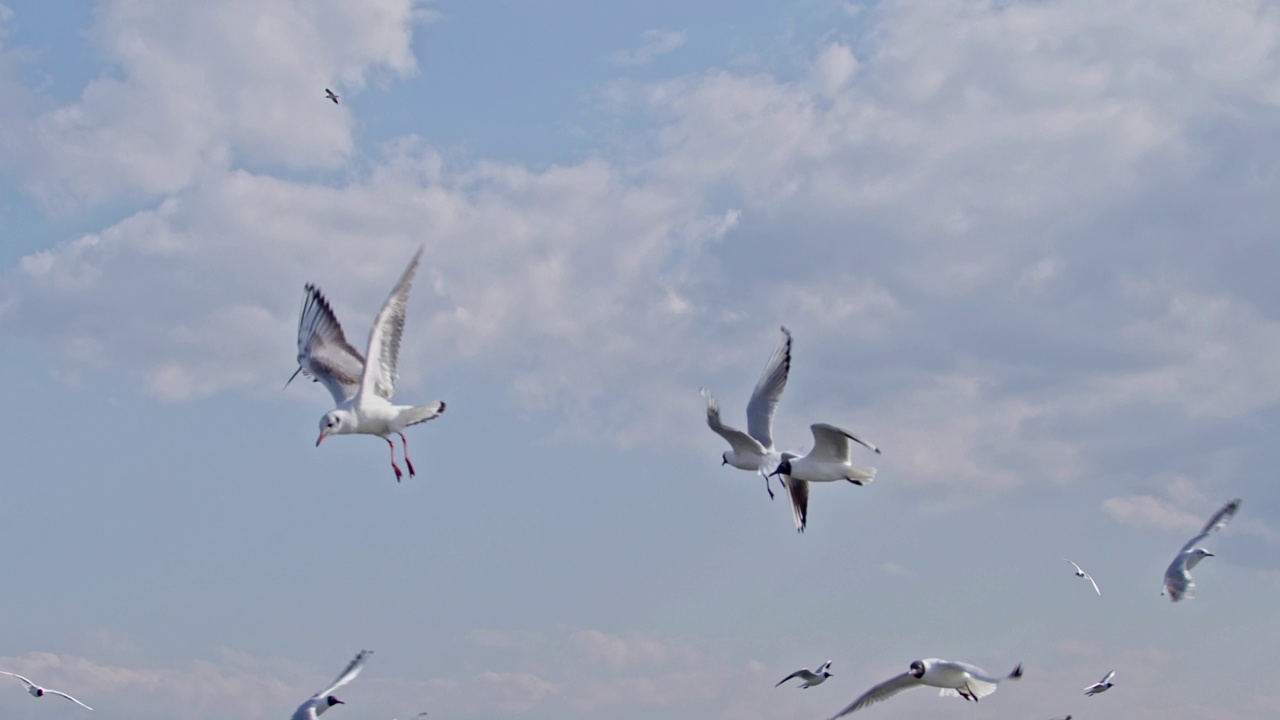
[316,433,326,447]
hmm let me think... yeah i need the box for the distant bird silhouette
[325,88,340,104]
[0,671,92,710]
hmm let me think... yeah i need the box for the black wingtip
[1009,664,1023,679]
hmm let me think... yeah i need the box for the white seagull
[291,650,372,720]
[1063,559,1101,595]
[286,247,446,482]
[776,660,833,688]
[701,326,792,499]
[1162,498,1241,602]
[1084,670,1115,696]
[325,88,340,104]
[826,658,1021,718]
[0,671,92,710]
[768,423,879,532]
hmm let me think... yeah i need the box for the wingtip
[1008,663,1023,680]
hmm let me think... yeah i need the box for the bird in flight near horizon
[1084,670,1115,696]
[287,247,446,482]
[825,658,1021,718]
[0,671,92,710]
[776,660,833,688]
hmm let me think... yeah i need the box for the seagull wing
[1180,498,1241,553]
[827,672,920,718]
[701,389,767,458]
[294,284,366,405]
[1086,573,1100,595]
[1063,558,1084,574]
[316,650,372,698]
[0,671,35,689]
[45,689,93,710]
[744,326,791,450]
[783,476,809,532]
[358,247,424,402]
[1100,670,1115,684]
[775,668,810,687]
[808,424,880,463]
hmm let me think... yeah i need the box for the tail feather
[401,400,446,427]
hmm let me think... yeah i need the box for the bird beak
[1205,552,1215,557]
[333,699,345,705]
[768,469,781,477]
[283,366,303,390]
[316,431,327,447]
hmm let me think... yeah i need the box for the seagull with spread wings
[286,247,446,482]
[0,671,92,710]
[1084,670,1115,696]
[1163,498,1241,602]
[776,660,833,688]
[1063,558,1101,595]
[290,650,372,720]
[825,658,1021,718]
[325,88,340,104]
[767,423,880,532]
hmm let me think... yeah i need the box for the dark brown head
[908,660,926,679]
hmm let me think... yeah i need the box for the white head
[317,410,354,446]
[1186,547,1214,569]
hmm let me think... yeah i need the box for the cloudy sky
[1,0,1279,718]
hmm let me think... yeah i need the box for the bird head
[317,411,346,446]
[769,458,793,478]
[908,660,927,679]
[326,696,345,707]
[821,661,834,678]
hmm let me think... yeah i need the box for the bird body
[1084,670,1115,696]
[701,326,792,498]
[0,671,92,710]
[1162,498,1241,601]
[769,423,880,532]
[291,650,372,720]
[776,660,833,688]
[826,658,1021,718]
[288,247,446,482]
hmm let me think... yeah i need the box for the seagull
[701,327,792,500]
[286,247,446,482]
[1084,670,1115,696]
[776,660,833,688]
[0,671,92,710]
[826,658,1021,718]
[767,423,879,532]
[1063,559,1101,595]
[291,650,372,720]
[1162,498,1241,602]
[326,88,340,104]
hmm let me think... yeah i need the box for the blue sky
[1,1,1279,718]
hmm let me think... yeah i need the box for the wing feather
[295,284,365,405]
[318,649,372,697]
[827,672,920,719]
[745,327,791,450]
[0,671,34,689]
[702,389,767,458]
[45,690,93,710]
[359,247,424,402]
[784,476,809,532]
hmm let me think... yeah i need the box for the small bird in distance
[0,671,92,710]
[1062,558,1100,595]
[1084,670,1115,696]
[325,88,340,104]
[776,660,833,688]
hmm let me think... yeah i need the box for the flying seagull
[825,658,1021,718]
[1162,498,1241,602]
[1084,670,1115,696]
[701,326,792,499]
[290,650,372,720]
[326,88,340,104]
[776,660,833,688]
[1063,559,1101,595]
[286,247,446,482]
[768,423,879,532]
[0,671,92,710]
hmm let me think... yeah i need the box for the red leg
[399,432,416,477]
[385,437,403,482]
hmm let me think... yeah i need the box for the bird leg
[398,432,416,477]
[958,685,976,702]
[385,437,404,482]
[764,473,775,500]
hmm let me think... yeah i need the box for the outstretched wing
[45,689,93,710]
[1100,670,1115,684]
[775,668,809,687]
[827,672,920,718]
[783,476,809,532]
[318,649,373,698]
[358,247,423,402]
[745,326,791,450]
[293,284,366,405]
[808,424,880,463]
[1180,498,1242,553]
[701,389,767,458]
[0,671,35,689]
[1085,574,1101,595]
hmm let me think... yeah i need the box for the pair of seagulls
[701,327,880,531]
[287,247,446,482]
[0,671,91,710]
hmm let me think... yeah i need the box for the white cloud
[609,29,687,67]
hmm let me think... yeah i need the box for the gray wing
[295,284,366,405]
[318,649,373,697]
[1099,670,1115,684]
[701,389,767,457]
[45,689,93,710]
[809,424,880,462]
[358,247,424,402]
[775,668,812,687]
[745,326,792,449]
[783,476,809,532]
[945,661,1002,683]
[1178,498,1241,554]
[827,672,920,719]
[0,671,35,689]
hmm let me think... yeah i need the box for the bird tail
[401,401,446,427]
[845,466,877,485]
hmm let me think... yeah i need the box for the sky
[0,0,1278,718]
